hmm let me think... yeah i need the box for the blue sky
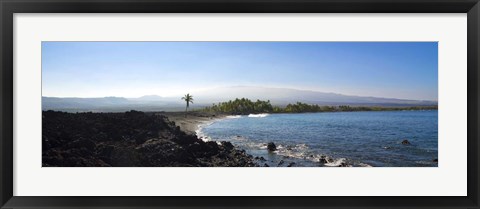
[42,42,438,100]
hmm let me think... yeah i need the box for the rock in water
[267,142,277,152]
[401,139,411,145]
[319,156,328,164]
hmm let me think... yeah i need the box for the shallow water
[199,110,438,167]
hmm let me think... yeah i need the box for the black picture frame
[1,0,479,208]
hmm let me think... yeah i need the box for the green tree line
[202,98,274,115]
[201,98,437,115]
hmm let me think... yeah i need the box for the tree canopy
[201,98,437,115]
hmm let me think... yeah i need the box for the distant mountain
[42,96,184,112]
[192,86,437,106]
[42,96,130,109]
[42,86,437,112]
[133,95,164,101]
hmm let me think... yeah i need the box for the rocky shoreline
[42,110,257,167]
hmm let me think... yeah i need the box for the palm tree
[181,93,194,117]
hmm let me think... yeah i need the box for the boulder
[318,155,328,163]
[267,142,277,152]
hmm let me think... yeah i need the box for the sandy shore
[157,111,226,135]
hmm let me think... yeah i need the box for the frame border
[1,0,479,208]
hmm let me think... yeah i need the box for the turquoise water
[199,110,438,167]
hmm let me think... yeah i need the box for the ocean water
[198,110,438,167]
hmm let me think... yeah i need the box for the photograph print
[42,42,438,167]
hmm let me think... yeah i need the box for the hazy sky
[42,42,438,100]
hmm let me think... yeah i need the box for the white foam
[276,144,311,159]
[194,115,240,142]
[226,115,242,119]
[241,141,267,150]
[194,120,218,142]
[358,163,373,167]
[248,113,269,118]
[324,158,349,167]
[195,127,211,142]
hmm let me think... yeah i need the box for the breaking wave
[248,113,269,118]
[233,140,364,167]
[195,115,242,141]
[324,158,349,167]
[195,126,212,142]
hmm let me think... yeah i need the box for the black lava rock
[221,141,235,150]
[42,110,257,167]
[267,142,277,152]
[319,155,328,164]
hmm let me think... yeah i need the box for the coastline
[165,110,438,167]
[40,110,437,167]
[157,111,226,136]
[166,112,352,167]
